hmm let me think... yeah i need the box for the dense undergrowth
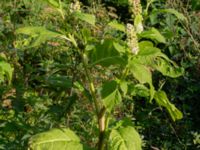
[0,0,200,150]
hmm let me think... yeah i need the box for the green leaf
[128,58,155,100]
[113,42,126,53]
[46,75,72,89]
[120,81,128,96]
[16,26,62,47]
[28,128,84,150]
[108,20,125,32]
[128,59,152,84]
[0,61,13,84]
[138,41,161,56]
[154,91,183,121]
[41,0,65,19]
[108,126,142,150]
[136,42,184,78]
[130,84,150,98]
[90,39,127,67]
[74,11,96,26]
[139,28,166,43]
[101,80,121,112]
[153,57,184,78]
[44,0,60,8]
[159,9,187,21]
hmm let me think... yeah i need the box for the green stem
[81,53,107,150]
[81,53,100,115]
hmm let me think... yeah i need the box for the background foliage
[0,0,200,149]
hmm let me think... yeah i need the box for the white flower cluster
[70,0,81,12]
[126,23,139,55]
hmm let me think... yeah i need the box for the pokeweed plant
[15,0,185,149]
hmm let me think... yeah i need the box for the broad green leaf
[101,80,121,111]
[153,57,184,78]
[46,75,72,89]
[28,128,84,150]
[16,26,62,47]
[139,28,166,43]
[138,41,161,56]
[136,42,184,78]
[128,59,152,84]
[0,61,13,84]
[128,58,155,100]
[90,39,127,67]
[159,9,187,21]
[108,20,125,32]
[108,126,142,150]
[74,11,95,26]
[154,91,183,121]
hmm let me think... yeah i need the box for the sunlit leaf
[108,126,142,150]
[28,128,84,150]
[138,41,161,56]
[74,11,96,26]
[108,20,125,32]
[0,61,13,84]
[128,58,155,100]
[139,28,166,43]
[128,59,152,84]
[113,42,126,53]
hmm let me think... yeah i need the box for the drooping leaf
[153,57,184,78]
[90,39,127,67]
[74,11,96,26]
[139,28,166,43]
[108,126,142,150]
[101,80,121,112]
[137,41,184,78]
[28,128,84,150]
[108,20,125,32]
[154,91,183,121]
[16,26,63,47]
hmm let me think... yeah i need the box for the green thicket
[0,0,199,150]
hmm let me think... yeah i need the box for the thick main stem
[81,53,106,150]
